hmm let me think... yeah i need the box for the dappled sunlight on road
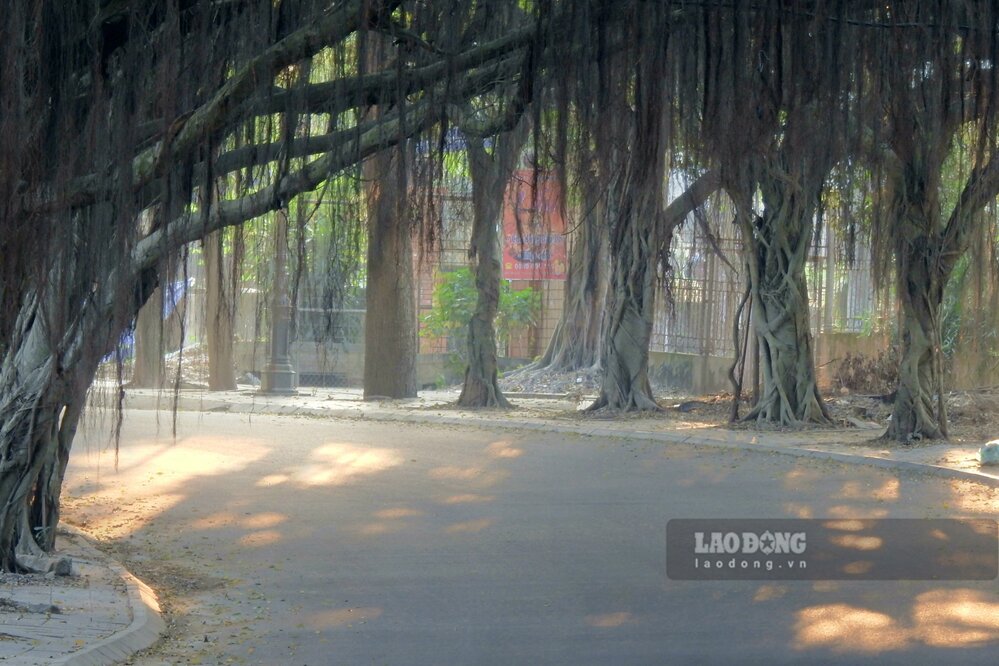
[72,437,270,494]
[585,612,636,628]
[438,493,495,505]
[828,534,883,551]
[256,442,404,488]
[783,467,823,490]
[355,522,406,536]
[781,471,899,522]
[188,511,291,548]
[782,502,814,518]
[793,589,999,653]
[445,518,493,534]
[793,604,908,653]
[913,589,999,647]
[375,507,424,519]
[823,519,866,531]
[190,511,288,531]
[66,493,187,539]
[351,505,424,537]
[65,435,270,538]
[753,584,787,602]
[826,505,890,519]
[947,479,999,515]
[486,440,523,458]
[428,465,509,488]
[242,511,287,529]
[840,561,875,575]
[835,478,900,501]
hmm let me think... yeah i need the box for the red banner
[501,170,567,280]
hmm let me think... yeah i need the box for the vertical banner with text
[502,170,567,280]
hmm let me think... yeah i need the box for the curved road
[65,410,999,664]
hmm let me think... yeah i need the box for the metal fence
[651,211,882,358]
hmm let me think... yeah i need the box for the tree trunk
[129,287,164,388]
[887,240,948,441]
[588,169,721,411]
[30,394,84,554]
[0,287,119,571]
[361,34,417,400]
[587,166,661,411]
[0,330,61,570]
[536,199,607,372]
[738,179,830,426]
[456,121,530,408]
[363,145,418,399]
[205,230,237,391]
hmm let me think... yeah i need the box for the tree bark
[888,242,947,441]
[0,268,150,571]
[205,230,237,391]
[736,175,830,426]
[880,129,999,442]
[362,34,417,400]
[362,146,417,399]
[587,169,662,411]
[535,198,608,372]
[588,171,720,411]
[456,120,530,408]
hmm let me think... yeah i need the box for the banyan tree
[860,2,999,441]
[0,0,554,571]
[678,2,854,425]
[4,0,999,573]
[667,1,999,436]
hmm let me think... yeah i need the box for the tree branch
[941,148,999,272]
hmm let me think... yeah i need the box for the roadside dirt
[500,367,999,447]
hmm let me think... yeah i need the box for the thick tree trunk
[205,231,237,391]
[130,287,165,388]
[587,169,663,412]
[0,291,107,572]
[458,281,510,408]
[536,201,607,372]
[456,121,529,408]
[887,241,948,441]
[362,145,418,399]
[0,244,159,572]
[30,397,83,553]
[588,169,721,411]
[590,254,659,410]
[738,183,830,426]
[362,35,417,400]
[0,368,60,570]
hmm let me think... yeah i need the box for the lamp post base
[260,362,298,395]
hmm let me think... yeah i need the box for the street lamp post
[261,208,298,394]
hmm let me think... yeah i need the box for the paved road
[65,410,999,665]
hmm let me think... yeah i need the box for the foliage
[421,268,539,363]
[941,254,970,359]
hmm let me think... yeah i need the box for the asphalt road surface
[65,410,999,665]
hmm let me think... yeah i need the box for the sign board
[501,170,567,280]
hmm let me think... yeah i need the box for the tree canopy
[3,0,999,571]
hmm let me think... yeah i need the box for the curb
[122,393,999,489]
[55,524,166,666]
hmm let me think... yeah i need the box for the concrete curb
[55,524,165,666]
[122,393,999,489]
